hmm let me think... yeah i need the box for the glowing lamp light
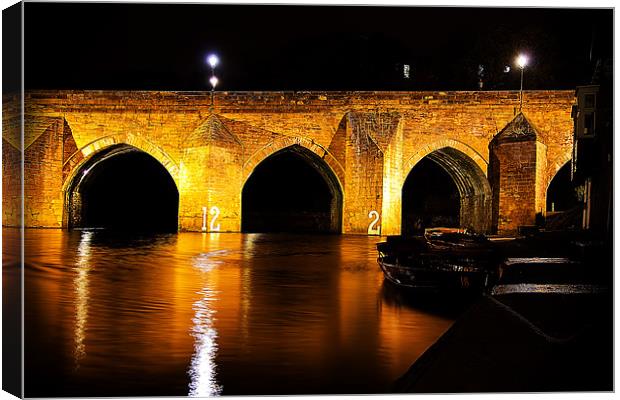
[207,54,219,69]
[209,76,219,89]
[206,53,221,94]
[516,54,528,69]
[516,53,529,111]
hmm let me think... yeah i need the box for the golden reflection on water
[188,248,223,396]
[239,235,253,351]
[73,231,93,369]
[377,289,453,378]
[21,230,456,396]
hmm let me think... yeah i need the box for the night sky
[24,2,613,91]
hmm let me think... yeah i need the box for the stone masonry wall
[6,90,575,234]
[2,137,21,226]
[490,141,539,233]
[2,94,22,227]
[23,119,65,227]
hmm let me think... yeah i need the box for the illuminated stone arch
[242,136,345,233]
[62,133,179,192]
[403,139,488,178]
[546,152,573,190]
[242,136,345,190]
[545,157,579,214]
[61,134,180,229]
[401,140,492,233]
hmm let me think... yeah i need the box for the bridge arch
[62,133,179,192]
[63,138,179,232]
[242,142,343,233]
[546,160,579,211]
[401,142,492,234]
[544,159,581,230]
[546,152,573,190]
[242,136,345,189]
[403,139,488,177]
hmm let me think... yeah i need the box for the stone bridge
[3,90,575,235]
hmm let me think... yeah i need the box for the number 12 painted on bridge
[202,206,221,232]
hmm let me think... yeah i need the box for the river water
[6,229,457,397]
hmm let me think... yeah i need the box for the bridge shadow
[67,144,179,233]
[402,146,492,235]
[242,144,342,234]
[379,280,482,319]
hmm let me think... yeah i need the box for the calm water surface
[7,229,457,396]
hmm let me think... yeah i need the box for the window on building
[584,111,595,136]
[584,93,596,108]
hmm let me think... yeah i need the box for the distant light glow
[403,64,410,79]
[516,54,528,69]
[207,54,219,69]
[209,76,218,89]
[504,65,511,73]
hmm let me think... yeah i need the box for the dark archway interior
[242,146,342,233]
[402,157,460,235]
[547,162,580,212]
[70,147,179,232]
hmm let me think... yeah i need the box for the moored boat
[377,228,498,293]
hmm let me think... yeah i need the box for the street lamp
[209,76,218,89]
[516,53,528,111]
[206,53,219,110]
[206,53,219,92]
[207,54,219,70]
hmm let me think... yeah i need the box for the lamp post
[207,54,219,109]
[207,54,219,89]
[516,54,528,111]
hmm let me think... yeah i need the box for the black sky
[24,2,613,91]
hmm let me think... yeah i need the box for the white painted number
[201,207,207,232]
[368,210,381,235]
[209,206,221,232]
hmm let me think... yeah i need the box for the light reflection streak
[240,235,256,344]
[73,231,93,369]
[188,251,224,397]
[240,265,250,347]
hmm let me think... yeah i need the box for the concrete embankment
[393,291,612,393]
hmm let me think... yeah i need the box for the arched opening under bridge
[545,161,581,230]
[242,145,342,233]
[402,147,491,235]
[547,161,580,212]
[66,144,179,232]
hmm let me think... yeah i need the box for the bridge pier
[178,116,243,232]
[489,113,548,235]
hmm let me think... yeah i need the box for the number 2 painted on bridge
[209,206,221,232]
[368,210,381,235]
